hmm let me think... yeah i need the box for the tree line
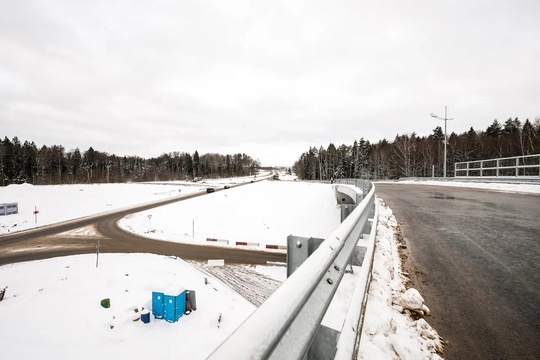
[293,117,540,180]
[0,138,260,186]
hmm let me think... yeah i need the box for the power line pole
[431,106,454,177]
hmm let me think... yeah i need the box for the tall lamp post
[430,106,453,178]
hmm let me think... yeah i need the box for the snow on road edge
[358,198,444,360]
[376,179,540,194]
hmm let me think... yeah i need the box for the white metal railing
[455,154,540,178]
[208,181,376,359]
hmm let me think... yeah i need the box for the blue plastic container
[141,310,150,324]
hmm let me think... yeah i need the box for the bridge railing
[208,180,377,360]
[455,154,540,178]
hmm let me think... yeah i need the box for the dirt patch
[393,222,427,294]
[393,222,446,356]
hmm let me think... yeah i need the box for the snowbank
[378,179,540,194]
[358,198,444,359]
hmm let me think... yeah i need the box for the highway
[0,181,285,267]
[375,183,540,360]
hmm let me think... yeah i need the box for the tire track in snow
[188,261,283,306]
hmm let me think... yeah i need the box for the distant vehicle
[250,180,254,183]
[272,175,279,180]
[224,185,230,189]
[206,188,215,193]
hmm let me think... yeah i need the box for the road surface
[375,183,540,360]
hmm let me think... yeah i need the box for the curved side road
[375,183,540,360]
[0,182,285,266]
[95,216,286,265]
[0,189,211,245]
[0,182,258,245]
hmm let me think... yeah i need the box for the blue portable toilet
[153,287,186,323]
[163,290,186,322]
[152,292,165,319]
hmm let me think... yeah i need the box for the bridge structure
[209,179,378,360]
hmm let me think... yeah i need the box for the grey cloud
[1,0,539,166]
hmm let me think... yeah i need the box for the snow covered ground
[118,180,340,248]
[1,177,537,359]
[0,175,267,235]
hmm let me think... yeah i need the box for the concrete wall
[334,185,359,205]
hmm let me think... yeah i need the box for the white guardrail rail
[208,180,377,360]
[455,154,540,178]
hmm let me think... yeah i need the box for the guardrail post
[481,160,484,177]
[286,235,325,278]
[341,204,354,222]
[308,326,340,360]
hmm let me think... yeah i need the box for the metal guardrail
[395,177,540,185]
[208,181,376,359]
[455,154,540,178]
[334,199,378,359]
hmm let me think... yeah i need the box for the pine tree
[431,126,444,141]
[522,119,535,155]
[193,151,200,178]
[465,127,479,161]
[82,147,95,182]
[326,143,337,180]
[0,137,14,185]
[486,120,503,137]
[72,148,82,183]
[22,140,38,183]
[503,117,521,134]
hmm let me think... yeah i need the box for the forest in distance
[0,140,260,186]
[293,117,540,180]
[1,117,540,186]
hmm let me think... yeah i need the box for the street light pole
[431,106,453,177]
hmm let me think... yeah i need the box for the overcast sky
[1,0,539,166]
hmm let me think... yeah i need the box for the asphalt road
[0,180,285,267]
[375,183,540,360]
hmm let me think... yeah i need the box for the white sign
[208,259,225,267]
